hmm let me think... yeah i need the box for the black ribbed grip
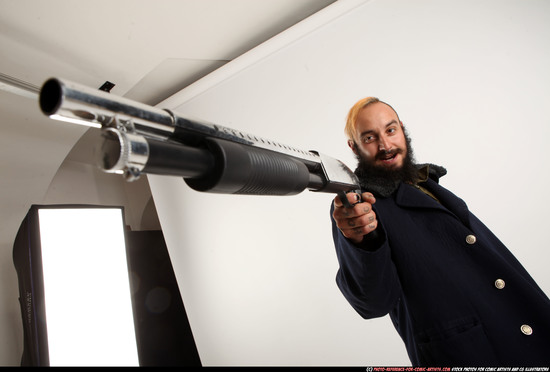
[185,138,310,196]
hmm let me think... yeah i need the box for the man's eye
[362,136,374,143]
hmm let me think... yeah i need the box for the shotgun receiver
[39,78,359,201]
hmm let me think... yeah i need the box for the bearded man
[330,97,550,366]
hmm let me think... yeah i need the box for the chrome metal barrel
[39,77,360,194]
[39,78,176,140]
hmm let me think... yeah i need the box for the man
[331,97,550,366]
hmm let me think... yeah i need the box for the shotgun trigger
[337,190,362,208]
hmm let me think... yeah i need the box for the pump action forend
[39,77,360,199]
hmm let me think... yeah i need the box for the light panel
[37,208,139,366]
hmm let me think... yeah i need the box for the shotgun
[39,78,359,204]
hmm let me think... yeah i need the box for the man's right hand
[332,192,378,244]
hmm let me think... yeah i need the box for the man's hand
[332,192,378,244]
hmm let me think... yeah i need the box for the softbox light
[13,205,139,366]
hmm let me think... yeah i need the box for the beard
[354,128,419,197]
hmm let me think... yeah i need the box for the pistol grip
[337,190,380,242]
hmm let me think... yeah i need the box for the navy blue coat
[331,173,550,366]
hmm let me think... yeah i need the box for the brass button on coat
[495,279,505,289]
[466,235,477,244]
[521,324,533,335]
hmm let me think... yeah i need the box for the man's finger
[361,192,376,204]
[334,192,360,208]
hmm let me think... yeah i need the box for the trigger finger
[346,192,361,206]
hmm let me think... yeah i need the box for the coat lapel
[394,179,471,228]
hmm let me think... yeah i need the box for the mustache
[375,147,404,161]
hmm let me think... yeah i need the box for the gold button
[466,235,477,244]
[520,324,533,335]
[495,279,505,289]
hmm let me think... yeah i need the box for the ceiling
[0,0,336,104]
[0,0,336,303]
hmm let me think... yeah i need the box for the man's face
[349,102,408,170]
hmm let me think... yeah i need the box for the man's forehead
[357,103,399,125]
[361,102,397,117]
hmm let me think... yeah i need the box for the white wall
[149,0,550,366]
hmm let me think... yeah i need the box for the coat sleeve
[330,203,402,319]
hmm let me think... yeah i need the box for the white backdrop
[148,0,550,366]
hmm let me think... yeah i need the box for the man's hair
[344,97,401,142]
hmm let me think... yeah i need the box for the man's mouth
[376,150,400,165]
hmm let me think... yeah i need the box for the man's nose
[378,136,391,151]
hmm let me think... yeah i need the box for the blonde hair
[344,97,399,142]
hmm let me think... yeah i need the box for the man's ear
[348,140,359,155]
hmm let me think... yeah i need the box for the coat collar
[358,162,471,226]
[357,163,447,198]
[394,178,471,228]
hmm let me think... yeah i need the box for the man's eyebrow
[359,129,374,138]
[359,120,398,139]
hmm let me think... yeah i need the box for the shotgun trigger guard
[337,190,362,208]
